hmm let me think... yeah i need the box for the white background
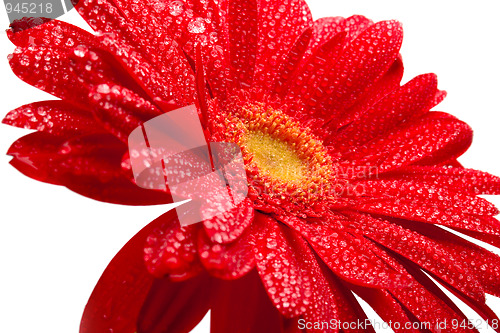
[1,1,500,332]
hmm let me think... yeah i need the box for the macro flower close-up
[2,0,500,332]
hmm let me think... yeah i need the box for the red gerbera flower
[3,0,500,332]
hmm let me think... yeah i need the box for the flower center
[216,98,336,205]
[243,130,307,182]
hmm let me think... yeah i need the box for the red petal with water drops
[74,0,195,104]
[252,213,313,318]
[226,0,258,89]
[390,260,479,333]
[334,73,440,150]
[2,101,102,137]
[332,55,405,130]
[252,0,313,91]
[351,287,418,333]
[144,215,201,279]
[352,180,498,216]
[137,272,212,333]
[309,20,403,121]
[8,19,98,48]
[345,212,485,302]
[401,221,500,299]
[349,181,500,236]
[9,46,93,109]
[305,15,372,57]
[210,270,283,333]
[285,31,346,117]
[282,215,412,288]
[274,28,312,96]
[88,84,161,142]
[202,197,255,244]
[80,209,177,333]
[340,112,473,173]
[378,165,500,195]
[198,226,255,279]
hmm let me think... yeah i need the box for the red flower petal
[304,20,403,121]
[351,180,498,217]
[351,287,418,333]
[9,46,92,108]
[274,27,312,96]
[7,131,68,185]
[210,270,283,333]
[2,101,101,136]
[281,214,412,289]
[321,55,405,142]
[344,212,485,302]
[390,261,480,333]
[226,0,258,89]
[379,165,500,195]
[340,112,473,172]
[198,225,255,279]
[80,209,177,333]
[284,31,346,116]
[7,132,172,205]
[252,213,313,318]
[7,19,98,48]
[305,15,373,56]
[137,272,212,333]
[334,73,441,150]
[252,0,313,92]
[202,197,255,244]
[144,216,201,279]
[88,84,162,142]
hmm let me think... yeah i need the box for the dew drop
[187,17,206,34]
[168,0,184,16]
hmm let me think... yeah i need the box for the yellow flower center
[217,98,336,205]
[244,130,307,182]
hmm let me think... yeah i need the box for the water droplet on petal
[187,17,206,34]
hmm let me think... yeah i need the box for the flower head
[3,0,500,332]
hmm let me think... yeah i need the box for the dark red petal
[7,19,98,48]
[202,197,255,244]
[305,20,403,122]
[137,272,212,333]
[2,101,101,136]
[198,225,255,279]
[340,112,473,173]
[7,132,172,205]
[144,215,202,279]
[252,213,313,318]
[345,212,485,302]
[378,165,500,195]
[252,0,313,91]
[210,270,283,333]
[350,287,418,333]
[6,131,68,185]
[334,73,440,150]
[280,214,412,288]
[80,210,177,333]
